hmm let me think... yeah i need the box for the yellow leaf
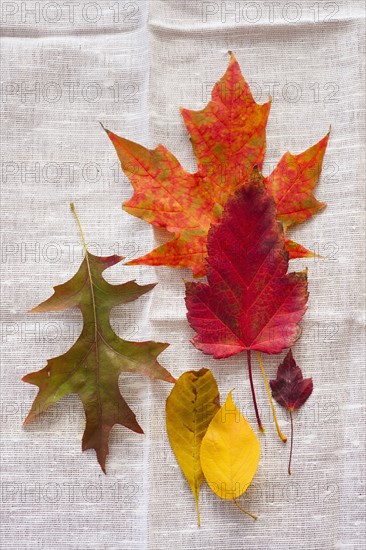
[200,390,260,500]
[166,369,220,525]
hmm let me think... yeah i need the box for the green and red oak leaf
[23,241,174,473]
[105,52,329,276]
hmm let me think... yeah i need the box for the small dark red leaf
[270,349,313,474]
[270,349,313,412]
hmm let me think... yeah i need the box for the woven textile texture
[1,1,365,548]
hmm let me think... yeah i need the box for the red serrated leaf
[185,171,308,359]
[185,171,308,430]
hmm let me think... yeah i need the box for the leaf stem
[256,352,287,442]
[70,203,98,344]
[195,499,201,527]
[246,350,264,432]
[70,203,88,257]
[70,204,103,460]
[288,409,294,475]
[233,499,257,520]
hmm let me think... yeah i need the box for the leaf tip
[224,388,235,407]
[124,257,143,267]
[96,454,108,474]
[100,123,116,142]
[166,373,177,384]
[227,50,238,64]
[144,281,158,291]
[22,409,35,426]
[99,121,107,133]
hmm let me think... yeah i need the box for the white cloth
[1,1,365,548]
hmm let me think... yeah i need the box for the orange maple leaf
[105,52,329,276]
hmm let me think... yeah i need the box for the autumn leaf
[185,172,308,430]
[104,52,328,276]
[23,204,174,473]
[200,390,259,520]
[266,133,329,229]
[270,349,313,474]
[166,369,220,525]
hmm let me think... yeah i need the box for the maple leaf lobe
[266,133,329,229]
[180,51,271,175]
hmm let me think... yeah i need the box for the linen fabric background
[1,1,365,548]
